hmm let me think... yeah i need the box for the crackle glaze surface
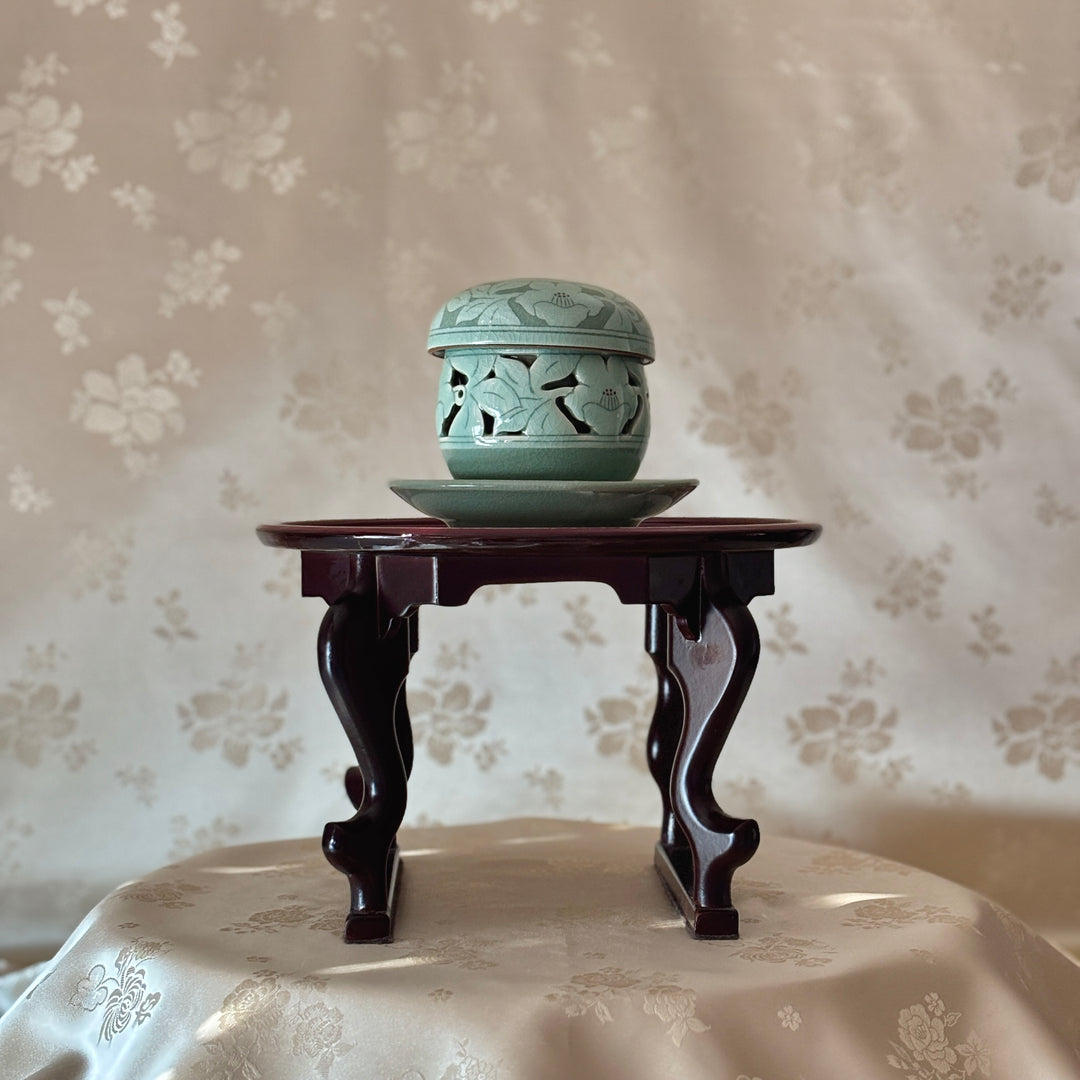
[436,348,650,479]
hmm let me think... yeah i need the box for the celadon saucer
[388,479,698,528]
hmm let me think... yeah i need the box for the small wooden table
[256,516,821,942]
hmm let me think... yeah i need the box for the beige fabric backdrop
[1,0,1078,970]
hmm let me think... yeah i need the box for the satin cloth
[1,819,1078,1080]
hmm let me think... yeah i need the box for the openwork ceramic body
[429,279,654,481]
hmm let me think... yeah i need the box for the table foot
[654,842,739,938]
[341,845,401,944]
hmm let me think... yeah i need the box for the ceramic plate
[388,479,699,528]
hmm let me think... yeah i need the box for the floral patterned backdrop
[2,0,1078,971]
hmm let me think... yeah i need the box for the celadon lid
[428,278,655,361]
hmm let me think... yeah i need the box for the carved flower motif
[564,354,639,436]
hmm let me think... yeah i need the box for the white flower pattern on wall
[0,644,89,770]
[111,182,157,230]
[408,642,504,770]
[174,59,304,193]
[43,288,92,355]
[160,237,241,317]
[786,658,910,786]
[149,4,199,69]
[892,371,1015,498]
[583,655,655,773]
[0,235,32,305]
[982,253,1062,331]
[54,0,128,15]
[1016,109,1080,202]
[8,466,53,513]
[992,655,1080,781]
[0,53,96,190]
[386,62,506,191]
[688,370,803,495]
[178,644,300,769]
[875,543,952,621]
[70,352,200,478]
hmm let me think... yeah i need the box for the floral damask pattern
[885,993,990,1079]
[191,971,354,1079]
[583,655,655,772]
[1016,110,1080,202]
[546,967,710,1047]
[892,372,1015,498]
[688,370,803,495]
[70,352,200,477]
[0,644,88,770]
[174,59,303,193]
[177,644,299,769]
[0,53,95,190]
[992,655,1080,781]
[408,642,503,770]
[69,939,167,1045]
[786,658,910,787]
[1,0,1079,1000]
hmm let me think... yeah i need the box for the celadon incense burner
[428,278,653,481]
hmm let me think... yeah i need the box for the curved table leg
[319,592,412,943]
[645,604,688,852]
[656,597,761,938]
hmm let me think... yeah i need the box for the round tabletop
[256,517,822,556]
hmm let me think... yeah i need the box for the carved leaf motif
[530,353,576,387]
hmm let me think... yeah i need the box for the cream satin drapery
[1,0,1078,978]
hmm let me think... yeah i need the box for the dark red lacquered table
[256,516,821,942]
